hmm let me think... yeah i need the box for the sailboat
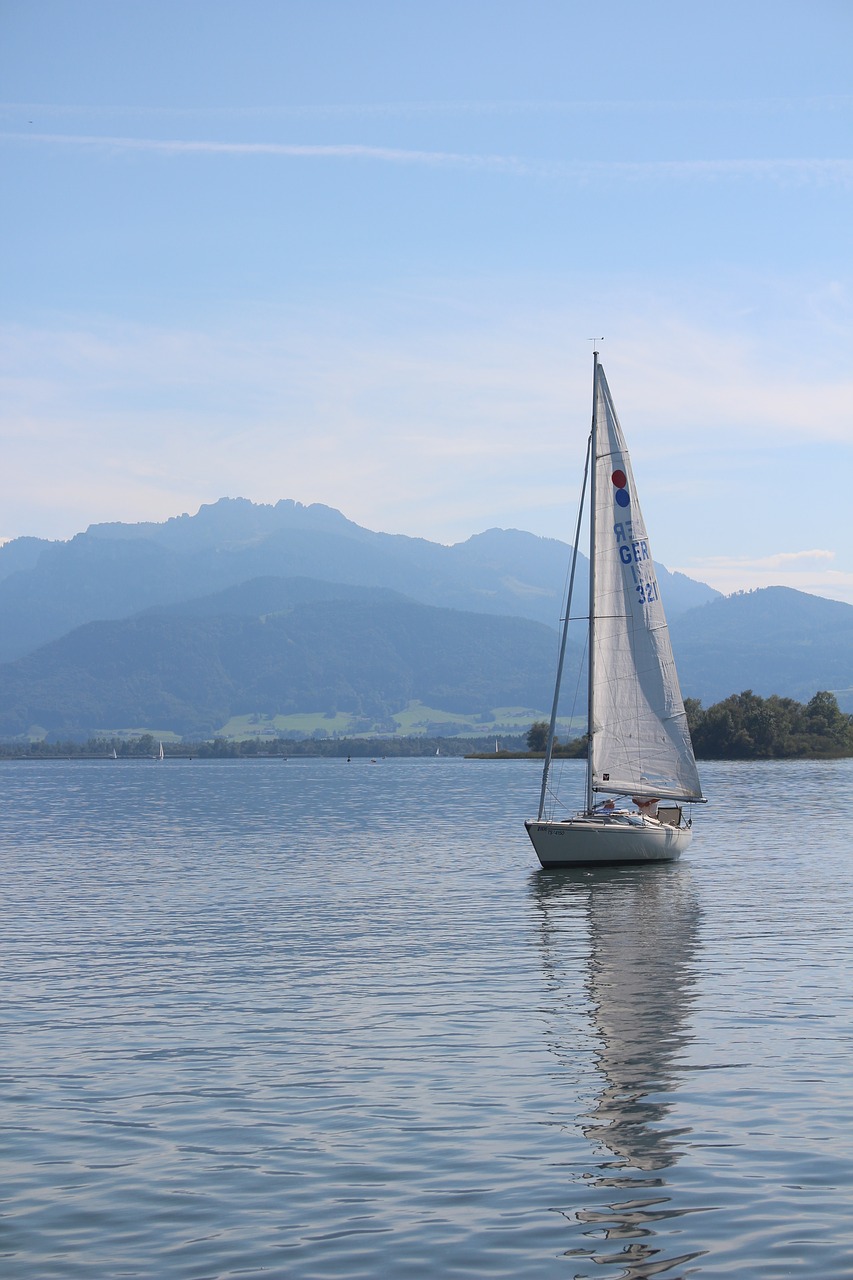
[526,351,704,866]
[157,741,165,761]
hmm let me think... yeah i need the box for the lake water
[1,756,852,1279]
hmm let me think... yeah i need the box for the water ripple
[1,758,852,1277]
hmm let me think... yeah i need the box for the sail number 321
[615,529,659,606]
[634,578,659,604]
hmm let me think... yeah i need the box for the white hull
[525,815,691,867]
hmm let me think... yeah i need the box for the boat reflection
[531,864,706,1277]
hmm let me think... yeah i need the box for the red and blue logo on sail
[611,469,630,507]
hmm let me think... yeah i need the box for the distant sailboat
[525,351,704,867]
[157,741,164,761]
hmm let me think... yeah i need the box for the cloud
[605,316,853,444]
[1,295,851,604]
[4,131,853,186]
[743,550,835,567]
[670,551,853,607]
[0,308,577,541]
[682,549,836,572]
[0,130,546,177]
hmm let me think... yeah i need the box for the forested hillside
[0,583,570,739]
[670,587,853,708]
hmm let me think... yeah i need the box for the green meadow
[215,702,584,742]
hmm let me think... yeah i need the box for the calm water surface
[1,757,852,1278]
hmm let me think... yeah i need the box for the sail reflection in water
[532,865,708,1277]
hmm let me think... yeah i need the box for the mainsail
[589,366,703,802]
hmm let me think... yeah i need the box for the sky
[1,0,852,603]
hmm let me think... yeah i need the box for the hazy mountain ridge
[0,497,719,662]
[670,587,853,708]
[0,500,850,740]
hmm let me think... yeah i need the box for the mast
[585,350,599,814]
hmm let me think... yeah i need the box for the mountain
[0,578,573,739]
[0,497,719,663]
[1,569,849,741]
[670,587,853,711]
[0,500,849,740]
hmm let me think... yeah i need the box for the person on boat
[633,796,660,818]
[594,798,616,815]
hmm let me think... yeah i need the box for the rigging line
[554,483,589,628]
[545,629,589,817]
[538,431,592,822]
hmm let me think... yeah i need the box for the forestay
[589,366,703,802]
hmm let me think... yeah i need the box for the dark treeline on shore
[1,692,851,761]
[685,690,853,759]
[524,689,853,761]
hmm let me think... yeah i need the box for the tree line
[526,690,853,760]
[685,690,852,759]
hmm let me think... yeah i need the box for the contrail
[3,131,852,185]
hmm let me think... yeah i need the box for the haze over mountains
[0,497,715,662]
[0,498,850,740]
